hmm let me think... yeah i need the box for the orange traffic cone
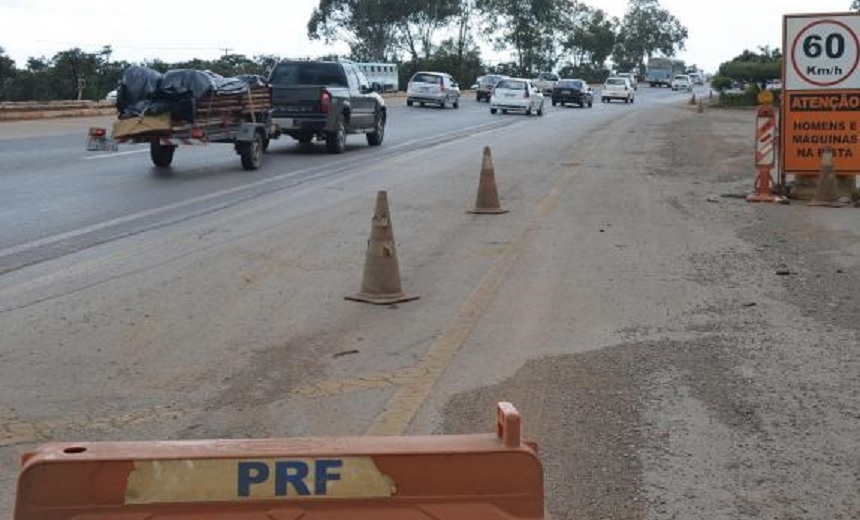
[468,146,508,214]
[345,191,419,305]
[697,97,704,114]
[747,167,783,203]
[809,149,842,206]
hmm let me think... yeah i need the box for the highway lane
[0,86,690,275]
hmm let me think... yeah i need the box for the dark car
[551,79,593,108]
[476,74,508,102]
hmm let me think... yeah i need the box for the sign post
[782,12,860,197]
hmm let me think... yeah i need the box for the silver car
[406,71,460,109]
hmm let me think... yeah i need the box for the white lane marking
[84,149,148,160]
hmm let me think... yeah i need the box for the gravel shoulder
[440,103,860,519]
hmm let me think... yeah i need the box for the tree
[717,47,781,90]
[476,0,567,76]
[0,47,16,101]
[389,0,461,63]
[560,5,616,68]
[613,0,687,72]
[853,0,860,10]
[308,0,399,61]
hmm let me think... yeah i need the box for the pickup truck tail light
[320,90,332,114]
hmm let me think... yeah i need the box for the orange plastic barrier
[15,402,544,520]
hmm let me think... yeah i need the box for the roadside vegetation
[0,0,687,102]
[710,47,781,107]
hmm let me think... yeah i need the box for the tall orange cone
[469,146,508,214]
[346,191,419,305]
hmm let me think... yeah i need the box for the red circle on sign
[791,19,860,87]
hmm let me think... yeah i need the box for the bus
[355,63,399,93]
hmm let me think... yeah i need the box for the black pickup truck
[269,60,386,153]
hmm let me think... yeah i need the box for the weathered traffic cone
[468,146,508,214]
[689,92,697,105]
[345,191,419,305]
[697,97,704,114]
[809,148,842,206]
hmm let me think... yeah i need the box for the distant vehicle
[269,59,386,153]
[476,74,508,102]
[490,78,545,115]
[687,72,704,86]
[105,89,117,102]
[646,57,685,88]
[616,72,638,90]
[551,79,593,108]
[533,72,560,94]
[406,71,460,109]
[671,74,693,92]
[601,77,635,104]
[355,62,399,92]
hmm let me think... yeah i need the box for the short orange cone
[469,146,508,214]
[346,191,419,305]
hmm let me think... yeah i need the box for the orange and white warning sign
[782,13,860,176]
[782,91,860,173]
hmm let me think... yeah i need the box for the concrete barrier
[0,91,475,122]
[0,100,117,121]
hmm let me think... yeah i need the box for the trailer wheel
[150,142,175,168]
[238,131,264,170]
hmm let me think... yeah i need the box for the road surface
[1,85,858,519]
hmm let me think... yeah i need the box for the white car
[105,89,118,102]
[671,74,692,91]
[490,78,545,116]
[601,77,635,104]
[406,71,460,109]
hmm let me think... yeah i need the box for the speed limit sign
[785,14,860,89]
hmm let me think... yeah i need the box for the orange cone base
[747,193,785,203]
[468,207,509,214]
[345,292,420,305]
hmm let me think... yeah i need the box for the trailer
[87,69,281,171]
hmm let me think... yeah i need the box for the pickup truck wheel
[150,142,175,168]
[238,131,264,170]
[325,121,346,154]
[366,112,385,146]
[407,99,414,107]
[490,108,497,114]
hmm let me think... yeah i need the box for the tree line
[0,0,688,102]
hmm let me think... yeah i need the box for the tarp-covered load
[115,66,271,123]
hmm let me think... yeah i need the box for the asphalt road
[0,87,681,274]
[3,83,858,520]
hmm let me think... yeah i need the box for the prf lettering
[237,460,343,497]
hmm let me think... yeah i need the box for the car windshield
[557,80,584,89]
[674,76,689,81]
[411,73,443,84]
[269,62,347,87]
[496,80,525,90]
[606,78,626,86]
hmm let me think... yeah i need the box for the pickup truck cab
[269,60,386,153]
[533,72,560,94]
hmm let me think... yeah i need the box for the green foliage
[717,47,781,89]
[475,0,568,76]
[613,0,688,72]
[710,75,732,92]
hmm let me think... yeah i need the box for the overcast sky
[0,0,855,73]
